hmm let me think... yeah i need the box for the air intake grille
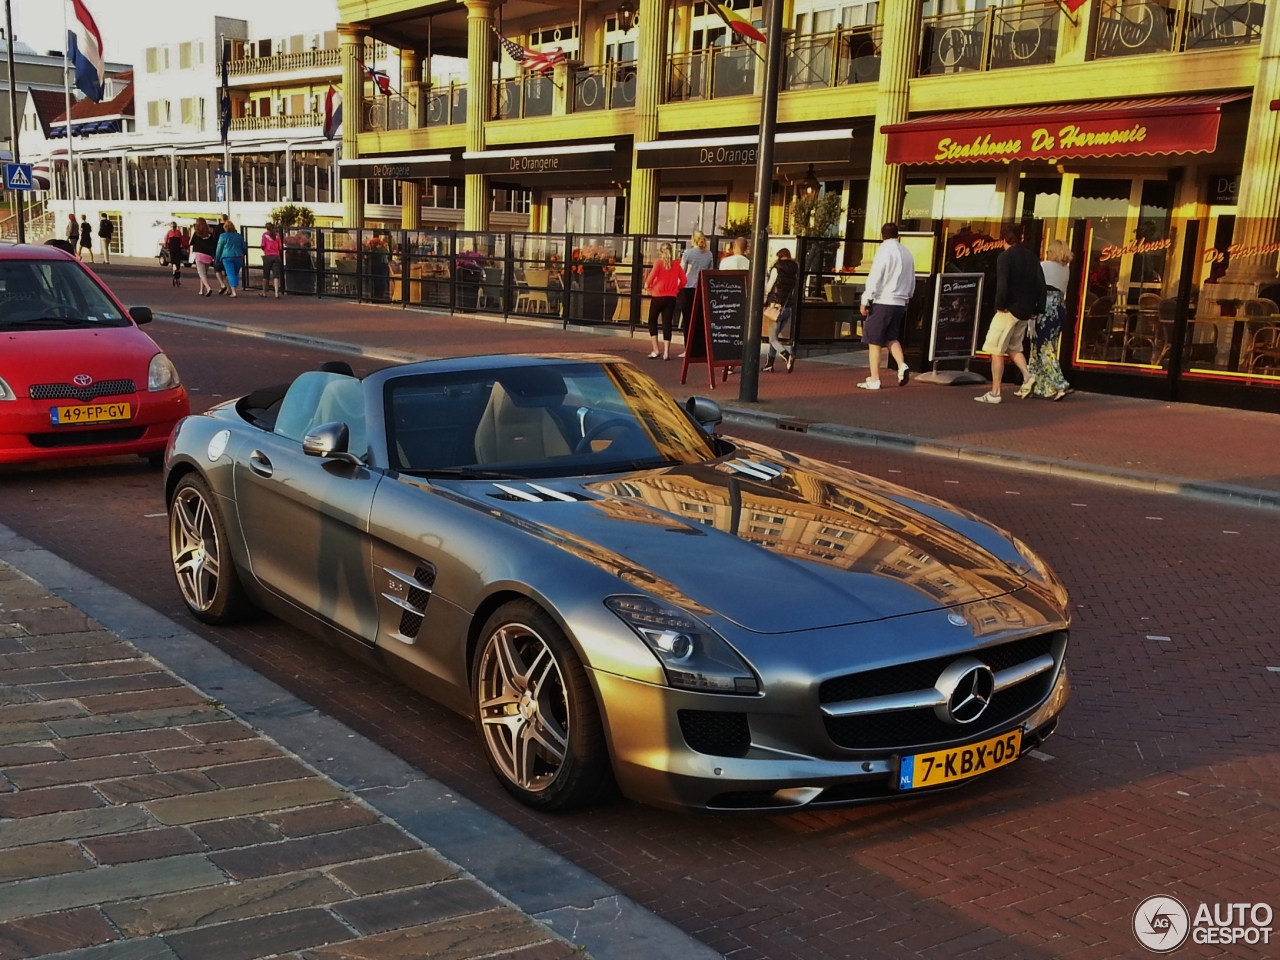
[678,710,751,758]
[395,564,436,641]
[29,379,136,402]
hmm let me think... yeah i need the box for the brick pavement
[91,261,1280,493]
[0,560,583,960]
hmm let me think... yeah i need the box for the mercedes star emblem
[947,611,967,627]
[933,657,995,725]
[73,374,94,387]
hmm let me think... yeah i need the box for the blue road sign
[4,163,34,191]
[216,179,226,203]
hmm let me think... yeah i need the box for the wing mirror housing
[684,396,722,434]
[129,306,153,325]
[303,422,362,465]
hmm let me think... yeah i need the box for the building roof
[28,89,68,137]
[52,72,135,125]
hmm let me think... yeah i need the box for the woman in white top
[677,231,714,356]
[1020,238,1072,400]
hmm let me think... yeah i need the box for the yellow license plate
[897,729,1022,790]
[50,402,132,426]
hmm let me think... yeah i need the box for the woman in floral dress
[1021,238,1072,400]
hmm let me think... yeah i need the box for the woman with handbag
[1020,238,1072,400]
[763,249,798,373]
[644,242,687,360]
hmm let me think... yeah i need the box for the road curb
[721,407,1280,512]
[151,311,1280,512]
[0,521,723,960]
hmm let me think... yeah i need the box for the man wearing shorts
[858,222,916,390]
[976,224,1045,403]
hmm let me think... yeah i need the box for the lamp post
[740,0,785,403]
[4,0,25,245]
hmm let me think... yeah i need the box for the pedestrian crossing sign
[4,163,34,191]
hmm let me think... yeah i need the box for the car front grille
[678,709,751,758]
[819,632,1063,752]
[26,426,147,448]
[29,379,137,402]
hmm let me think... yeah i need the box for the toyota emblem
[72,374,93,387]
[933,657,995,725]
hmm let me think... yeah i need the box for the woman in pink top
[644,242,687,360]
[259,223,285,298]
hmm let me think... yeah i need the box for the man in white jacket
[858,223,916,389]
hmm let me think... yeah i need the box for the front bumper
[0,388,190,465]
[591,663,1070,813]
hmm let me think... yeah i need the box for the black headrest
[319,360,355,377]
[496,367,568,407]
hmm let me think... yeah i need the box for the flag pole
[62,0,77,220]
[4,0,26,244]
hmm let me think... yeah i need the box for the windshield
[0,259,129,329]
[385,361,717,478]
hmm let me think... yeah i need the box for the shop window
[901,181,937,223]
[657,195,727,237]
[1019,177,1062,221]
[941,181,1001,220]
[548,196,627,234]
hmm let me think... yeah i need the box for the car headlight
[0,376,15,401]
[148,353,181,392]
[606,596,759,695]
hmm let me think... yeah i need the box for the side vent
[381,564,436,644]
[487,483,590,503]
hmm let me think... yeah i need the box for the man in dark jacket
[97,214,114,264]
[975,224,1045,403]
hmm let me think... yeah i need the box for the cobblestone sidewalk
[0,560,583,960]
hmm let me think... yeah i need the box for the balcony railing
[666,43,758,102]
[227,47,341,77]
[918,2,1061,76]
[1094,0,1264,58]
[784,26,881,90]
[493,73,557,120]
[425,83,467,127]
[230,114,323,131]
[572,61,638,112]
[361,96,412,132]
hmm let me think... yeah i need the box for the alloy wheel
[477,623,570,793]
[170,485,221,613]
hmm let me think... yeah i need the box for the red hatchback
[0,244,189,465]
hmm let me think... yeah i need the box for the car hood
[438,442,1035,634]
[0,326,158,390]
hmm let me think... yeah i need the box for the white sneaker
[857,379,881,390]
[974,391,1002,404]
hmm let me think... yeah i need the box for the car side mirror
[303,421,362,465]
[685,396,722,434]
[129,306,153,325]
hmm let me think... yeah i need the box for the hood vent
[724,458,785,481]
[489,483,590,503]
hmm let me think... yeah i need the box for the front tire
[472,600,614,811]
[169,474,252,624]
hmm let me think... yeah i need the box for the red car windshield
[0,259,129,329]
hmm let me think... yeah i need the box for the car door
[234,372,382,643]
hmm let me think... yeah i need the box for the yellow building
[335,0,1280,407]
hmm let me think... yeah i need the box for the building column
[862,0,914,240]
[338,23,368,228]
[464,0,493,231]
[627,0,666,233]
[400,47,424,230]
[1226,0,1280,283]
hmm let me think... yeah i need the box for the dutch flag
[323,86,343,140]
[67,0,106,103]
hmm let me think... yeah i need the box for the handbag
[763,303,782,338]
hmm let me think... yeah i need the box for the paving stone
[5,612,103,638]
[0,906,118,959]
[0,786,104,819]
[0,745,62,768]
[268,802,379,839]
[176,722,254,745]
[328,851,460,896]
[29,674,181,700]
[76,688,208,716]
[0,805,151,849]
[299,908,546,960]
[57,730,194,761]
[332,879,500,935]
[0,854,225,923]
[94,771,218,805]
[188,817,281,851]
[162,908,353,960]
[36,938,180,960]
[0,842,94,882]
[0,724,50,748]
[0,687,36,706]
[144,778,345,826]
[5,755,154,791]
[59,661,164,681]
[0,643,137,669]
[145,740,282,773]
[0,666,68,684]
[48,707,228,740]
[210,823,418,880]
[81,827,206,866]
[0,701,87,724]
[202,756,313,789]
[105,872,349,937]
[486,943,580,960]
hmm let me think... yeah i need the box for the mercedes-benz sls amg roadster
[163,354,1070,813]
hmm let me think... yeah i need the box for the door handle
[248,451,273,478]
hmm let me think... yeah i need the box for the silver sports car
[163,354,1070,813]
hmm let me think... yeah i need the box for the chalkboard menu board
[681,270,748,389]
[929,272,985,361]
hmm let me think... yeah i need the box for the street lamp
[800,164,819,198]
[617,0,638,33]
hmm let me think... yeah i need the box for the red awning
[882,95,1248,165]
